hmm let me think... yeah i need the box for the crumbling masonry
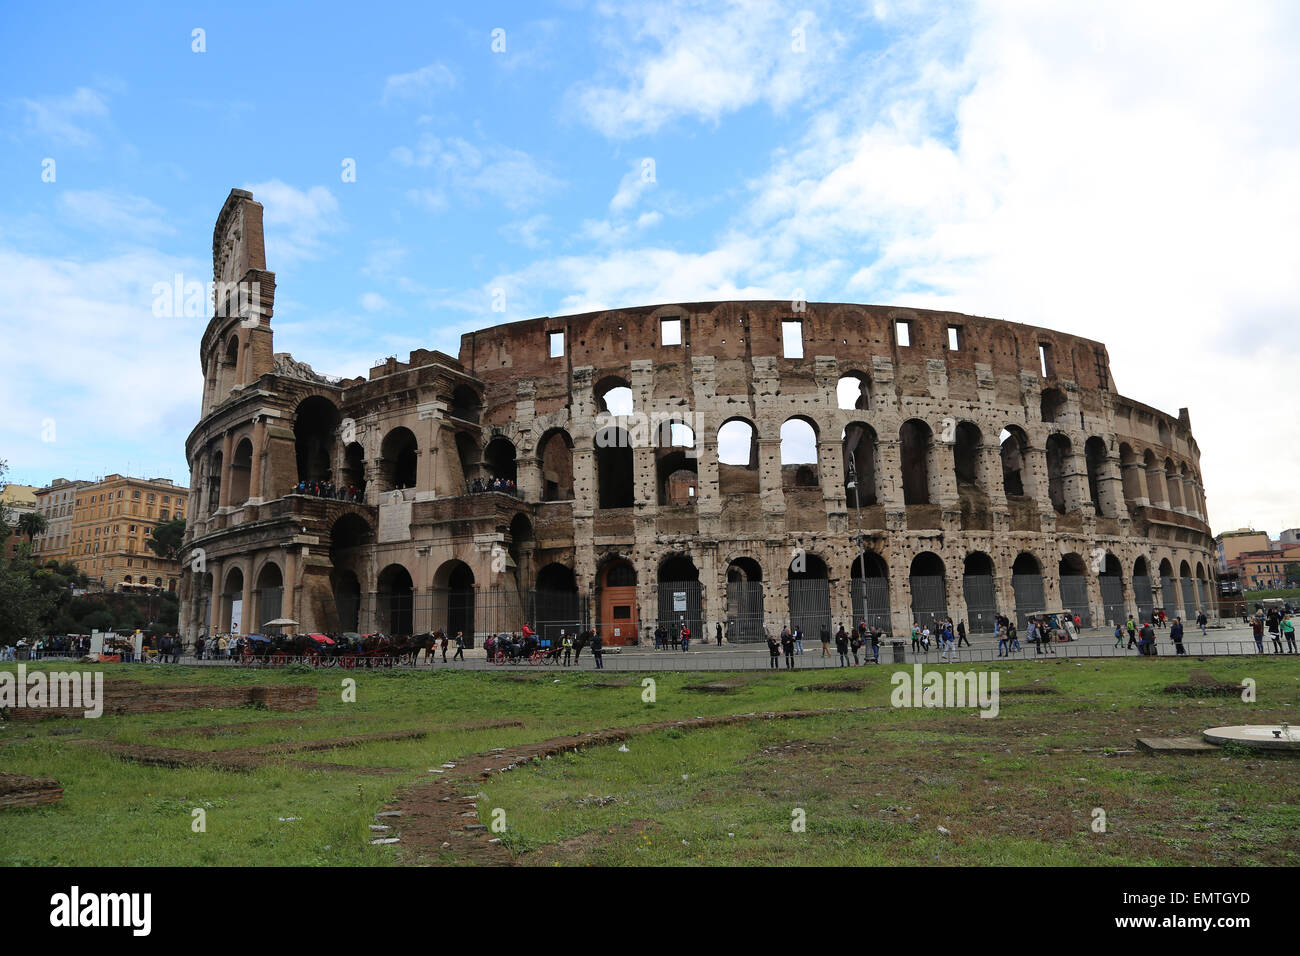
[180,189,1218,645]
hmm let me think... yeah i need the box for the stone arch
[780,416,819,487]
[909,551,947,624]
[1040,387,1067,424]
[484,436,518,485]
[377,563,415,637]
[657,553,702,641]
[843,422,878,507]
[836,371,872,411]
[432,559,475,642]
[900,419,934,505]
[595,425,635,508]
[1011,551,1046,627]
[850,551,891,631]
[718,417,759,495]
[449,385,482,423]
[254,560,283,628]
[724,556,765,642]
[294,395,339,485]
[594,375,634,414]
[538,428,574,501]
[962,551,998,633]
[1000,426,1030,498]
[381,426,419,490]
[230,436,253,506]
[788,551,831,639]
[1085,436,1108,515]
[1058,552,1090,627]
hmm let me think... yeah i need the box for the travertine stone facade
[180,189,1218,644]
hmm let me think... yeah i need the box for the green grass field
[2,658,1298,866]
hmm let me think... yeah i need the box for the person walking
[793,626,804,656]
[1007,621,1020,653]
[1196,610,1208,636]
[956,620,969,648]
[767,632,781,670]
[452,632,465,661]
[1126,616,1138,649]
[849,628,862,666]
[590,630,604,669]
[440,631,449,663]
[1170,617,1186,655]
[910,624,921,655]
[819,623,831,657]
[870,627,881,664]
[781,628,795,670]
[1283,613,1296,653]
[1251,615,1265,653]
[716,622,723,646]
[835,627,849,668]
[1267,609,1283,654]
[562,631,574,666]
[680,625,691,653]
[1113,622,1125,648]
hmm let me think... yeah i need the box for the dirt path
[386,706,870,865]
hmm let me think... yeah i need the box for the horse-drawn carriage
[489,632,562,665]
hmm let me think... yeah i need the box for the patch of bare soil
[388,707,868,865]
[0,771,63,808]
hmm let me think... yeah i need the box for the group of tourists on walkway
[295,480,364,502]
[468,476,518,495]
[1248,607,1297,654]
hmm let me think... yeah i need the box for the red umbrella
[308,633,336,644]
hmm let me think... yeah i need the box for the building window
[548,330,564,358]
[947,325,963,351]
[1038,343,1054,377]
[895,320,912,348]
[781,320,804,358]
[661,317,682,346]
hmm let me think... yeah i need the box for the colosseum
[179,188,1219,646]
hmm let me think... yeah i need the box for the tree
[17,511,48,541]
[146,517,187,562]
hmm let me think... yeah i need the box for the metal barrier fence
[1059,575,1091,628]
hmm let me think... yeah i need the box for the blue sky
[2,0,1298,533]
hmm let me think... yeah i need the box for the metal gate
[851,579,892,633]
[1099,573,1125,628]
[1180,578,1197,620]
[1133,574,1154,623]
[1197,580,1208,615]
[529,587,586,645]
[962,574,997,634]
[909,575,947,626]
[1160,575,1178,618]
[657,580,703,642]
[1059,575,1091,628]
[257,587,283,628]
[787,578,831,641]
[1011,573,1045,628]
[726,580,765,643]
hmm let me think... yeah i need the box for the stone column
[207,558,224,634]
[240,562,254,636]
[218,431,233,509]
[249,418,267,502]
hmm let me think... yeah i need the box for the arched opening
[230,437,253,506]
[294,396,339,485]
[1158,558,1178,619]
[658,554,702,641]
[222,566,244,633]
[331,569,362,633]
[843,423,878,508]
[483,437,518,486]
[900,420,933,505]
[836,372,871,411]
[597,559,638,646]
[1058,553,1090,627]
[1085,437,1107,514]
[850,551,891,631]
[1195,562,1208,615]
[909,552,947,625]
[787,552,830,640]
[1000,426,1029,498]
[656,420,697,505]
[534,563,581,644]
[538,429,574,501]
[341,442,366,498]
[449,385,482,423]
[455,431,480,490]
[780,417,819,488]
[381,426,418,490]
[1143,450,1166,507]
[255,562,283,628]
[594,376,634,415]
[1119,442,1143,507]
[207,450,223,515]
[377,564,414,637]
[1179,559,1195,622]
[1045,434,1071,513]
[1133,557,1154,623]
[962,551,997,633]
[1040,387,1066,424]
[724,556,764,642]
[953,422,982,488]
[718,418,759,495]
[1099,553,1125,627]
[1011,552,1045,628]
[595,426,635,508]
[1164,458,1183,512]
[432,560,474,643]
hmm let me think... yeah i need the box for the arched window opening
[843,423,877,508]
[900,420,933,505]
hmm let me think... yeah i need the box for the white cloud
[19,87,110,147]
[241,180,341,267]
[392,134,562,210]
[382,63,456,106]
[573,1,842,137]
[58,190,176,239]
[360,292,390,312]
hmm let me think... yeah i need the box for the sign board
[89,632,103,656]
[378,495,413,543]
[230,598,243,634]
[673,591,687,612]
[613,628,621,637]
